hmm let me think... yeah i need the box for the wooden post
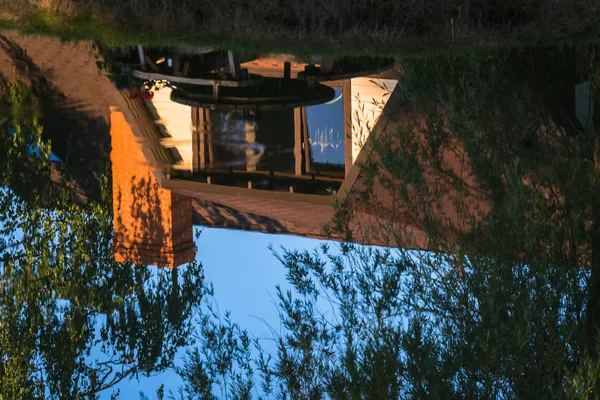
[191,107,200,172]
[302,107,311,174]
[144,55,159,72]
[228,51,241,79]
[200,109,206,170]
[343,79,353,176]
[294,107,303,175]
[137,45,146,71]
[173,55,181,77]
[321,55,334,73]
[206,110,214,167]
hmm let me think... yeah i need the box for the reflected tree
[173,45,600,399]
[0,79,52,199]
[0,81,204,399]
[352,44,600,396]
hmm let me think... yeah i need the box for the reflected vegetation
[172,45,600,399]
[2,33,600,398]
[0,79,203,398]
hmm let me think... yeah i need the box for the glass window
[306,87,344,168]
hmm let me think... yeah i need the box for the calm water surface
[1,33,599,398]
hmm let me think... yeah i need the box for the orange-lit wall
[110,105,196,268]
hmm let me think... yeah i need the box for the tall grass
[1,0,600,54]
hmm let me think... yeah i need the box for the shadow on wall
[110,104,196,268]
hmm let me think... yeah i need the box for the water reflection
[112,47,398,203]
[3,32,600,398]
[306,87,345,166]
[0,99,203,399]
[0,39,403,396]
[110,106,196,268]
[0,39,204,398]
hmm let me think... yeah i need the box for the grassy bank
[1,0,600,55]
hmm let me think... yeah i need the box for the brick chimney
[110,105,196,268]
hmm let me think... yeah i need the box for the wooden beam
[132,70,262,87]
[144,55,159,72]
[188,169,343,184]
[163,179,335,205]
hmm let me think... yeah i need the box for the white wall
[350,78,398,163]
[147,87,194,171]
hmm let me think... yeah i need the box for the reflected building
[0,35,587,266]
[110,97,196,268]
[109,49,423,263]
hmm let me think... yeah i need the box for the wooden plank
[131,70,263,87]
[163,179,335,205]
[188,169,343,184]
[144,55,159,72]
